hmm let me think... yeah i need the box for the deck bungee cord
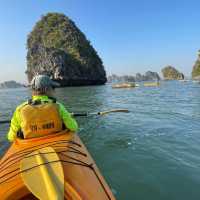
[0,139,83,170]
[0,140,86,172]
[0,144,91,184]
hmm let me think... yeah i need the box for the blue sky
[0,0,200,82]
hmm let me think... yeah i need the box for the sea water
[0,81,200,200]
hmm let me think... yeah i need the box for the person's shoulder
[16,101,29,111]
[56,101,70,113]
[56,101,65,109]
[56,101,62,106]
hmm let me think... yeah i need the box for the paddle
[20,147,64,200]
[72,109,129,116]
[0,109,129,124]
[0,120,10,124]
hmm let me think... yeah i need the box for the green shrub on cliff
[192,52,200,79]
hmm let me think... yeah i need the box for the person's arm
[7,109,21,142]
[7,102,27,142]
[58,103,78,132]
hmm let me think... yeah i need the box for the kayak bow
[0,130,116,200]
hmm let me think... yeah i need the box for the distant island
[108,66,187,83]
[26,13,106,86]
[135,71,160,81]
[0,81,25,89]
[108,71,160,82]
[161,66,184,80]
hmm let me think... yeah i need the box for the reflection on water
[0,81,200,200]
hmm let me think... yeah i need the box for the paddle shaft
[0,109,129,124]
[73,109,129,116]
[0,120,10,124]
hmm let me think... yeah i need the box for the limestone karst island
[26,13,107,86]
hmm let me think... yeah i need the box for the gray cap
[31,75,60,90]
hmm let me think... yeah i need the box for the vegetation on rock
[26,13,106,86]
[192,51,200,79]
[161,66,184,80]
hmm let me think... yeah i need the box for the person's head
[31,75,60,96]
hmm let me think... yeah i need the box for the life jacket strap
[48,96,57,103]
[27,97,57,105]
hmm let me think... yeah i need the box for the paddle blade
[99,109,129,115]
[20,147,64,200]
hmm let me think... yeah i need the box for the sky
[0,0,200,83]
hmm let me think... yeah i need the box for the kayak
[0,130,116,200]
[143,82,160,87]
[112,82,136,89]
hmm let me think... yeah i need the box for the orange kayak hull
[0,131,116,200]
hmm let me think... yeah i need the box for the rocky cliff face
[192,51,200,79]
[161,66,184,80]
[26,13,107,86]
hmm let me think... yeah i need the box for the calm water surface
[0,81,200,200]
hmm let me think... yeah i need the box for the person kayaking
[7,74,78,142]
